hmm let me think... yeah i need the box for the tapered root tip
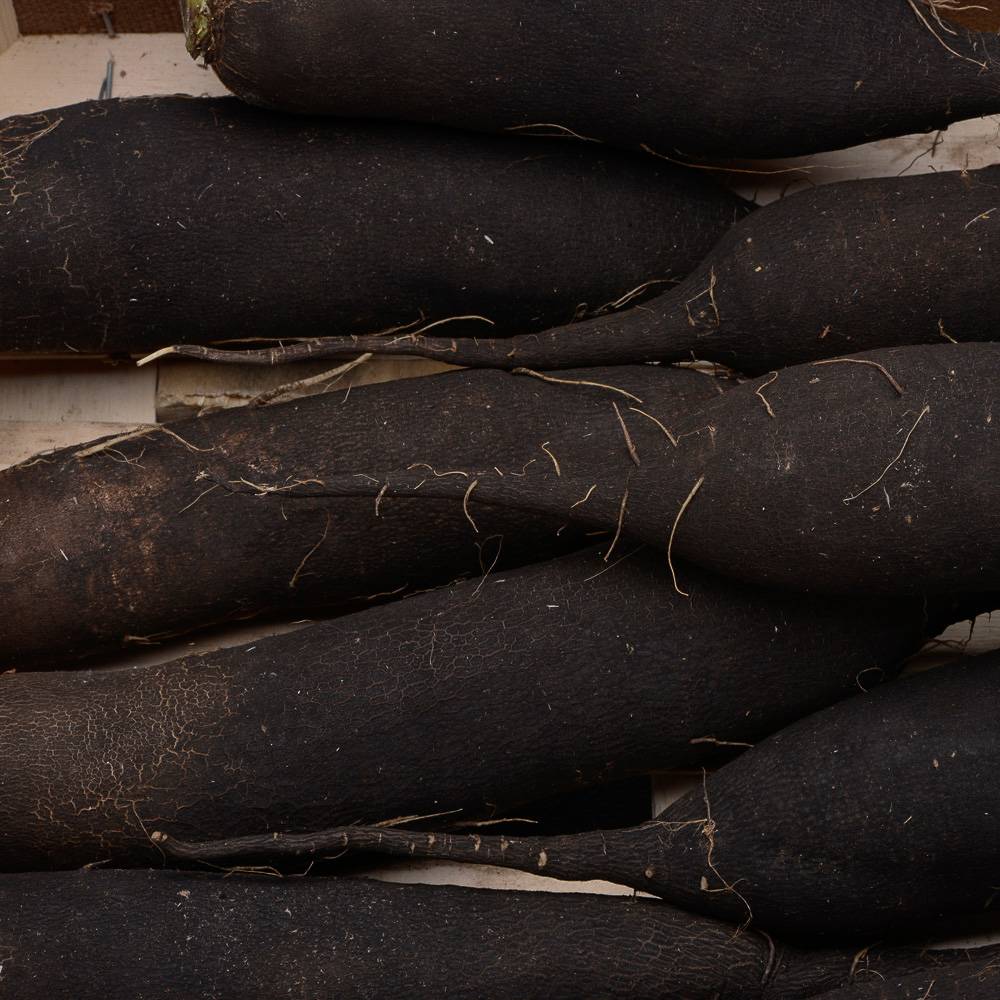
[136,346,178,367]
[151,831,197,859]
[183,0,215,62]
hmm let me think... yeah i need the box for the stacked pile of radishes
[1,1,998,996]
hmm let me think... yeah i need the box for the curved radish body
[811,963,1000,1000]
[161,649,1000,942]
[200,167,1000,374]
[0,365,722,668]
[4,346,994,673]
[187,345,998,596]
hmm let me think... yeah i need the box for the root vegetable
[0,365,722,668]
[198,167,1000,374]
[0,870,996,999]
[160,649,1000,942]
[170,344,999,597]
[1,546,967,870]
[0,97,747,356]
[184,0,1000,158]
[811,960,1000,1000]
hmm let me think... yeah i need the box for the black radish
[183,0,1000,158]
[0,870,996,999]
[2,546,972,871]
[0,365,723,668]
[160,649,1000,943]
[189,167,1000,374]
[0,97,747,356]
[811,960,1000,1000]
[170,344,999,597]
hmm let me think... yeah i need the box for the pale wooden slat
[0,33,228,119]
[361,861,639,896]
[903,613,1000,675]
[0,360,156,424]
[733,116,1000,206]
[0,419,140,470]
[651,772,702,819]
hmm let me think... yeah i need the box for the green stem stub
[184,0,215,62]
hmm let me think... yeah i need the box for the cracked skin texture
[0,365,726,669]
[0,540,949,870]
[197,0,1000,158]
[0,95,748,355]
[0,871,995,1000]
[0,660,238,868]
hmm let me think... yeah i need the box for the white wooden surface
[1,33,999,918]
[0,360,155,423]
[0,33,226,117]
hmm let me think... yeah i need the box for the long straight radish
[0,97,747,356]
[184,0,1000,158]
[2,545,974,871]
[1,870,995,999]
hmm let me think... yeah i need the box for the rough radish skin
[0,871,996,1000]
[160,649,1000,943]
[628,345,1000,594]
[0,97,748,356]
[189,344,998,596]
[2,545,969,871]
[0,366,725,669]
[199,167,1000,373]
[812,962,1000,1000]
[184,0,1000,159]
